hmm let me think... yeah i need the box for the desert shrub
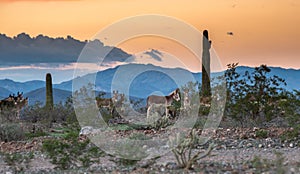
[25,130,48,139]
[249,152,286,174]
[280,126,300,141]
[3,152,34,172]
[224,63,287,126]
[111,157,139,168]
[21,98,78,128]
[42,128,103,169]
[168,129,214,169]
[0,108,19,123]
[278,90,300,126]
[0,123,25,142]
[99,107,113,123]
[198,105,210,116]
[255,129,268,138]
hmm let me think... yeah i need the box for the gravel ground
[0,127,299,173]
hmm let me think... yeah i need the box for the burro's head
[173,88,180,101]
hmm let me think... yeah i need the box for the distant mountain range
[23,87,71,105]
[0,79,45,94]
[0,87,13,99]
[0,64,299,105]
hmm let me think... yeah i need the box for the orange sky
[0,0,299,70]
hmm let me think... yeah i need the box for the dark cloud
[144,49,163,61]
[0,33,131,66]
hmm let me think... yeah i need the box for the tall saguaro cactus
[201,30,211,97]
[45,73,54,109]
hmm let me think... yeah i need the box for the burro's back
[147,95,166,108]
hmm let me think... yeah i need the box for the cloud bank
[0,33,131,66]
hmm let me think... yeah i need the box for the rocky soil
[0,127,299,173]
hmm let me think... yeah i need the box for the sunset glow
[0,0,299,69]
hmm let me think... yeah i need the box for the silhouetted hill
[58,63,200,98]
[0,87,13,99]
[24,87,71,105]
[0,79,44,93]
[1,64,300,102]
[56,64,300,98]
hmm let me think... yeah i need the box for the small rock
[166,162,177,169]
[258,144,263,148]
[160,167,165,172]
[290,167,295,173]
[246,143,253,148]
[289,143,294,148]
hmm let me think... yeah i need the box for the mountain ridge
[0,64,299,101]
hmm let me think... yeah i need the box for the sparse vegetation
[0,65,300,173]
[249,152,287,174]
[0,123,25,142]
[255,129,269,138]
[3,152,34,172]
[42,128,103,169]
[168,129,214,169]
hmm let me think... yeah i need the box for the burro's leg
[147,104,152,121]
[165,104,170,118]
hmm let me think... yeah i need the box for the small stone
[258,144,263,148]
[166,162,177,169]
[290,167,295,173]
[289,143,294,148]
[268,144,272,148]
[275,146,281,149]
[160,167,165,172]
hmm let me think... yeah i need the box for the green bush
[25,130,48,139]
[42,129,103,169]
[21,99,78,128]
[3,152,34,172]
[256,129,268,138]
[280,127,299,141]
[0,124,25,142]
[249,152,287,173]
[224,64,287,126]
